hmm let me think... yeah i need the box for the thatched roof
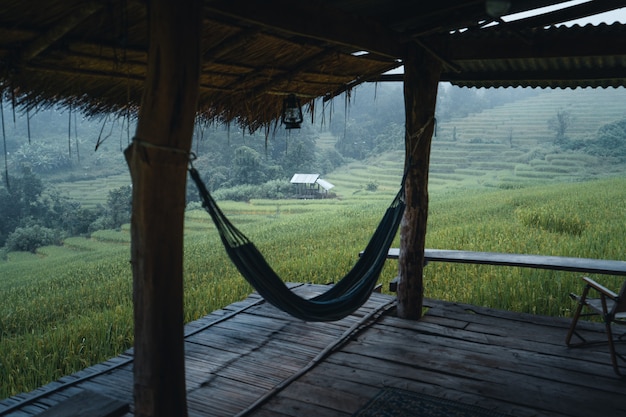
[1,0,626,130]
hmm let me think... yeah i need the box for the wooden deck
[1,284,625,417]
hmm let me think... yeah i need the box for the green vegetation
[0,168,131,252]
[2,86,626,400]
[5,86,625,210]
[428,88,626,188]
[3,176,626,398]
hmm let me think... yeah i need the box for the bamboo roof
[1,0,626,130]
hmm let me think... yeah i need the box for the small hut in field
[290,174,335,198]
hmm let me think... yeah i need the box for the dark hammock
[189,167,405,321]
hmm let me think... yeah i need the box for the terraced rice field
[53,173,131,209]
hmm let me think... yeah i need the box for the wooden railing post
[397,43,441,319]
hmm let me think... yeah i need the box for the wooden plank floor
[248,298,626,417]
[1,284,625,417]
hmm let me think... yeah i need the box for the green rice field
[3,87,626,399]
[2,171,626,399]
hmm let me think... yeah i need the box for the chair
[566,276,626,375]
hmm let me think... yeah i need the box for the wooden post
[397,43,441,319]
[124,1,201,416]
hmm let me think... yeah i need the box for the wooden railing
[374,248,626,292]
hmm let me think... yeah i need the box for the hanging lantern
[282,93,303,129]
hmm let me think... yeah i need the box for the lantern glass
[282,94,303,129]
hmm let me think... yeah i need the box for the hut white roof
[290,174,334,190]
[290,174,320,184]
[316,179,335,191]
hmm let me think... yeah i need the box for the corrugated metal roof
[441,23,626,89]
[316,179,335,190]
[290,174,319,184]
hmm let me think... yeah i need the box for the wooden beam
[444,32,626,61]
[23,64,145,84]
[19,1,104,63]
[323,62,403,102]
[249,49,332,96]
[397,43,441,320]
[124,0,201,416]
[205,0,406,59]
[20,65,236,101]
[442,68,626,84]
[202,26,260,60]
[367,64,626,84]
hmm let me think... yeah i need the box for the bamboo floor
[1,284,625,417]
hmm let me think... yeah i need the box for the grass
[2,175,626,399]
[423,179,626,316]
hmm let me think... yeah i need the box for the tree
[587,118,626,161]
[106,185,132,229]
[0,166,93,249]
[547,110,572,145]
[281,136,316,174]
[0,166,45,246]
[90,185,132,231]
[229,146,269,186]
[13,141,73,173]
[5,225,61,253]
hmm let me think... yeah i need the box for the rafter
[23,64,248,98]
[18,1,104,63]
[202,26,260,60]
[204,0,407,59]
[323,62,403,102]
[444,30,626,60]
[249,49,334,96]
[443,68,626,83]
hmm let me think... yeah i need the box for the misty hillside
[2,85,625,206]
[435,87,626,145]
[327,87,626,193]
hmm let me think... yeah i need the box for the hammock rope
[189,166,405,321]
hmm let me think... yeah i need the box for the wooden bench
[379,248,626,292]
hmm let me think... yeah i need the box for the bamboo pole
[124,1,201,416]
[397,43,441,319]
